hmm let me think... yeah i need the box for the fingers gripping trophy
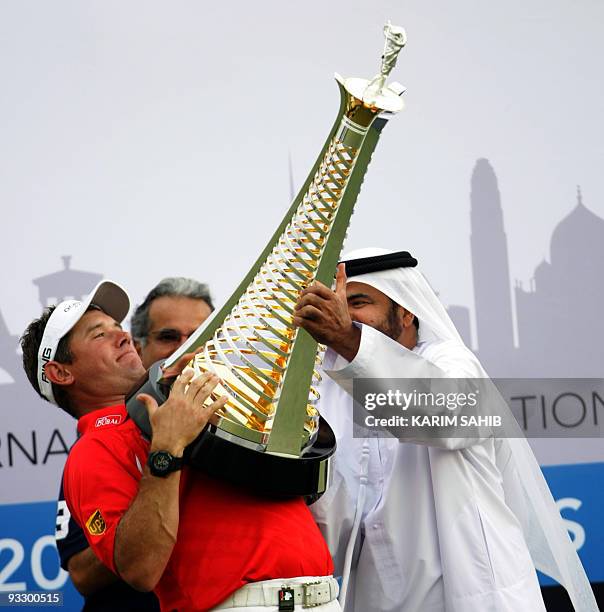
[128,22,407,497]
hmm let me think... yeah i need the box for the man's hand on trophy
[293,263,361,362]
[138,368,228,457]
[160,348,204,380]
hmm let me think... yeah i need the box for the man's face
[65,309,145,400]
[137,295,212,368]
[346,281,416,349]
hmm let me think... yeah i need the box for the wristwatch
[147,450,183,477]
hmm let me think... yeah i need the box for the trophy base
[185,416,336,499]
[126,363,336,498]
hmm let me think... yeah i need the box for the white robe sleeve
[324,324,490,449]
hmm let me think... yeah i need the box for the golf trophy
[128,22,407,496]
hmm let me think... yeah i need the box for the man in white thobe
[293,248,596,612]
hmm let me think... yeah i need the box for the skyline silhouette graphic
[447,158,604,378]
[1,168,603,388]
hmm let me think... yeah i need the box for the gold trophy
[128,23,407,496]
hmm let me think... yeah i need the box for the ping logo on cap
[94,414,123,428]
[40,347,52,384]
[86,510,106,536]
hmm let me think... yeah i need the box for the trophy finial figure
[339,21,407,113]
[380,21,407,79]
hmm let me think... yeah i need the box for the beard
[376,300,403,342]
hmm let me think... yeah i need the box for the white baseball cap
[37,280,130,405]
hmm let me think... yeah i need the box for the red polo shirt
[63,405,333,611]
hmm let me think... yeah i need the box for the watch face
[148,450,182,476]
[152,452,172,473]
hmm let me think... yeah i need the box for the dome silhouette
[533,258,551,291]
[550,188,604,268]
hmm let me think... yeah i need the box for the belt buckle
[302,580,322,608]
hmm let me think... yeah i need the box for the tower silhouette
[32,256,102,307]
[470,159,515,372]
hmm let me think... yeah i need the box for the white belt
[212,576,339,609]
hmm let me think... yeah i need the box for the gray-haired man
[132,277,214,369]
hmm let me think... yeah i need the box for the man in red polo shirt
[55,276,215,612]
[21,280,340,611]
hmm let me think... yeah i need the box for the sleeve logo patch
[86,510,106,536]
